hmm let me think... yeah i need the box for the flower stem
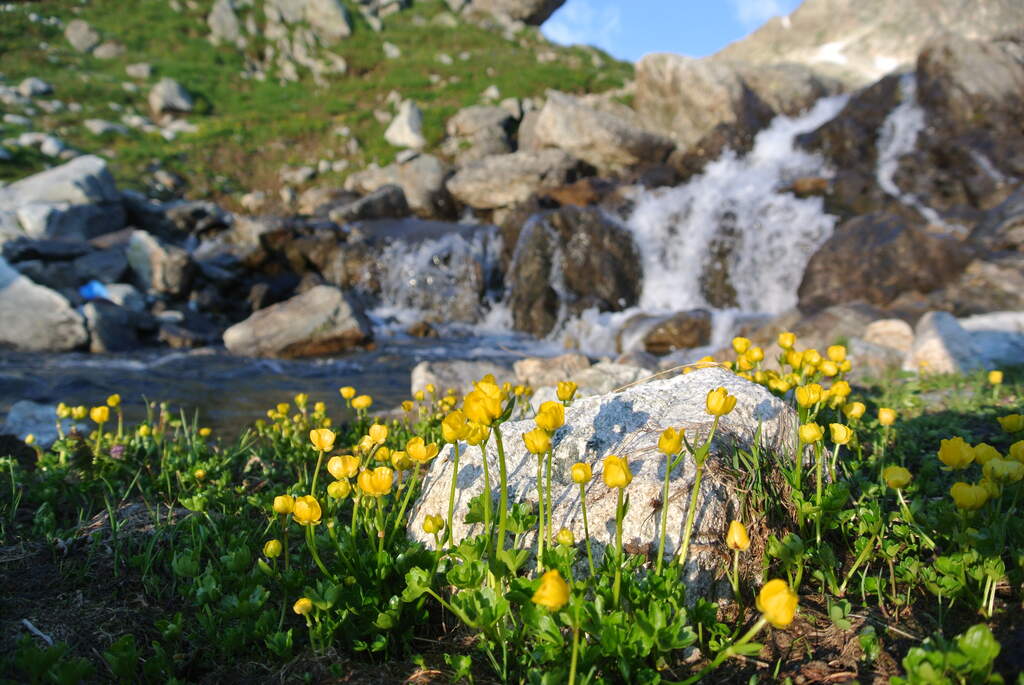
[444,441,461,547]
[310,449,325,500]
[814,441,824,545]
[480,439,492,554]
[305,525,330,577]
[544,445,554,543]
[568,625,580,685]
[579,483,595,577]
[612,487,624,606]
[656,449,675,575]
[677,463,705,570]
[680,616,768,685]
[494,425,509,555]
[536,453,545,571]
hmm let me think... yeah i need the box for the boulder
[616,310,713,356]
[960,311,1024,370]
[797,213,973,313]
[384,100,426,150]
[410,359,517,397]
[83,301,141,353]
[344,154,454,218]
[505,206,641,337]
[442,105,514,164]
[65,19,100,53]
[148,78,194,115]
[918,254,1024,317]
[2,401,74,449]
[468,0,565,25]
[863,318,915,353]
[446,149,587,210]
[328,184,409,223]
[0,257,88,351]
[407,366,799,598]
[903,310,985,374]
[125,231,194,296]
[208,0,243,45]
[513,353,591,389]
[304,0,352,44]
[969,188,1024,253]
[223,284,372,357]
[534,91,674,173]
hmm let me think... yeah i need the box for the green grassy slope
[0,0,632,207]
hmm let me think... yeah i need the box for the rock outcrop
[0,257,88,351]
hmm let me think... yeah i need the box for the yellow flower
[768,378,791,393]
[998,414,1024,433]
[736,356,754,372]
[842,402,865,420]
[556,528,575,546]
[747,346,765,363]
[352,394,373,410]
[327,479,352,499]
[803,349,822,368]
[826,345,846,363]
[839,359,852,373]
[463,389,501,426]
[441,410,469,443]
[523,427,552,455]
[328,455,360,480]
[464,421,490,446]
[658,427,684,455]
[819,361,839,377]
[979,478,1002,499]
[706,387,737,417]
[340,386,356,400]
[799,423,823,444]
[937,437,975,470]
[983,458,1024,484]
[777,331,796,350]
[571,462,592,484]
[425,383,436,394]
[309,428,336,452]
[878,408,897,426]
[726,520,750,551]
[556,381,578,402]
[293,597,313,616]
[199,427,212,437]
[106,393,121,408]
[602,455,632,489]
[194,469,206,480]
[402,400,414,412]
[883,465,912,489]
[71,405,87,420]
[756,579,798,628]
[829,423,853,445]
[414,390,425,401]
[532,569,570,611]
[314,401,326,414]
[1010,440,1024,463]
[90,406,109,424]
[535,401,565,432]
[292,495,322,526]
[375,446,391,463]
[988,370,1003,385]
[950,482,988,510]
[422,514,444,535]
[732,336,751,354]
[406,437,439,464]
[24,434,35,446]
[795,384,823,408]
[973,443,1001,465]
[276,403,290,414]
[368,423,388,444]
[263,539,283,558]
[137,424,151,437]
[56,403,70,419]
[829,381,851,399]
[357,467,394,497]
[391,450,413,471]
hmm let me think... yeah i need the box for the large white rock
[408,367,800,598]
[0,257,88,351]
[223,285,372,358]
[385,100,427,150]
[445,149,581,209]
[960,311,1024,369]
[903,311,985,374]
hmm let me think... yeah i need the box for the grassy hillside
[0,0,632,207]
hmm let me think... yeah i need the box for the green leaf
[956,624,1000,670]
[401,567,431,603]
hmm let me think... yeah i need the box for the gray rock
[208,0,243,44]
[617,310,713,356]
[83,301,141,353]
[383,41,402,59]
[74,248,129,284]
[280,165,316,185]
[0,256,88,351]
[959,312,1024,370]
[443,105,514,164]
[304,0,352,44]
[344,154,454,217]
[103,282,146,312]
[2,400,73,448]
[125,230,193,296]
[863,318,915,353]
[3,113,32,127]
[410,359,516,397]
[385,100,426,150]
[328,184,409,223]
[446,149,584,209]
[126,62,153,79]
[93,41,125,59]
[17,77,52,98]
[39,136,66,158]
[571,361,651,396]
[65,19,100,53]
[148,78,195,115]
[534,91,675,173]
[407,366,798,599]
[84,119,129,136]
[903,311,985,375]
[513,353,591,388]
[223,284,372,357]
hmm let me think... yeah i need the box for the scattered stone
[0,256,88,351]
[84,119,129,136]
[960,311,1024,369]
[903,311,984,375]
[126,62,153,79]
[17,77,52,97]
[103,282,146,312]
[304,0,353,44]
[863,318,915,353]
[406,321,438,338]
[410,359,516,397]
[223,284,372,358]
[480,84,500,101]
[385,100,427,150]
[280,165,316,185]
[617,310,713,356]
[344,154,454,218]
[148,78,195,115]
[93,41,126,59]
[382,41,401,59]
[513,352,590,388]
[125,230,194,296]
[443,105,514,164]
[65,19,101,53]
[208,0,243,45]
[328,184,410,223]
[240,191,267,212]
[83,301,141,353]
[446,149,586,210]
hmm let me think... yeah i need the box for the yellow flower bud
[799,423,823,444]
[442,410,469,443]
[531,569,569,611]
[803,349,822,367]
[329,455,360,480]
[949,482,988,510]
[883,465,911,489]
[422,514,444,535]
[309,428,336,452]
[819,360,839,377]
[777,332,796,350]
[352,395,373,410]
[786,350,804,371]
[414,390,425,401]
[878,408,897,426]
[658,427,684,456]
[263,539,283,558]
[402,400,414,412]
[602,454,632,489]
[988,370,1003,385]
[556,381,578,402]
[826,345,846,363]
[706,387,737,417]
[193,469,206,480]
[937,437,975,470]
[292,495,322,525]
[24,434,35,446]
[357,467,394,497]
[198,427,212,437]
[795,384,823,408]
[756,579,798,628]
[843,402,866,420]
[829,381,851,399]
[340,386,356,400]
[425,383,436,394]
[293,597,313,616]
[368,423,388,444]
[571,462,592,484]
[829,423,853,445]
[973,443,1001,465]
[732,336,751,354]
[556,528,575,547]
[535,401,565,432]
[463,389,501,426]
[138,424,151,437]
[106,394,121,408]
[983,458,1024,484]
[746,346,764,362]
[1010,440,1024,463]
[90,406,109,424]
[726,520,750,551]
[56,402,70,419]
[72,406,87,420]
[327,479,352,499]
[523,427,552,455]
[998,414,1024,433]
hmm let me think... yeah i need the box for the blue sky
[542,0,804,62]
